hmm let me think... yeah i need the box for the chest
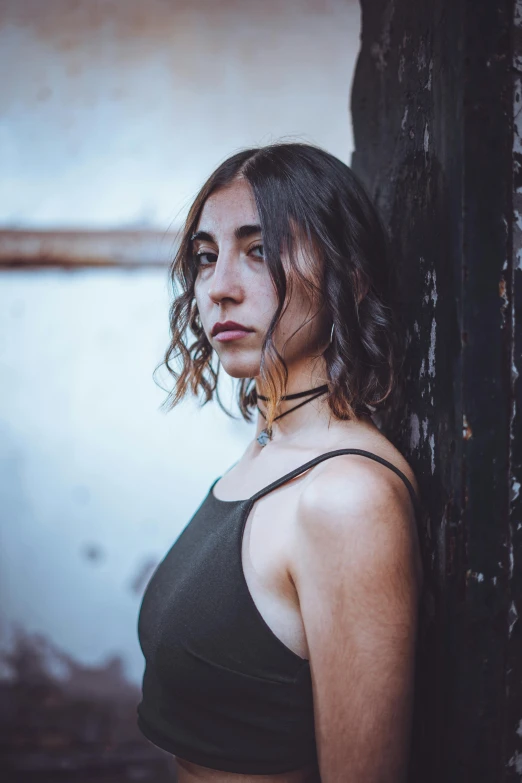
[137,483,310,687]
[136,482,317,775]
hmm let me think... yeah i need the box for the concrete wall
[0,0,360,229]
[0,1,361,777]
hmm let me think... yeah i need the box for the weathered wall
[351,0,521,780]
[0,0,359,231]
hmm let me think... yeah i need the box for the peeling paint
[410,412,421,450]
[515,0,522,29]
[500,275,508,300]
[426,58,433,90]
[500,274,509,325]
[428,316,436,375]
[507,750,522,774]
[509,600,518,636]
[514,75,522,198]
[431,269,438,305]
[351,2,522,777]
[429,432,435,474]
[369,0,395,72]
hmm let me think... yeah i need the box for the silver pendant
[257,429,271,447]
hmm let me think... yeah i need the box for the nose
[207,247,243,305]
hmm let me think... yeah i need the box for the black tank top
[136,449,421,775]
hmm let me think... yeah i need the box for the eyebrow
[190,224,262,243]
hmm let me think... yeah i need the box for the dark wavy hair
[156,142,405,433]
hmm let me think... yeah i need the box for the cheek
[251,276,278,318]
[280,292,323,343]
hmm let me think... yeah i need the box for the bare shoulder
[303,437,420,519]
[289,444,424,595]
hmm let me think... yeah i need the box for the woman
[137,142,423,783]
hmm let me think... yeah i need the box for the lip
[214,329,253,342]
[211,320,254,337]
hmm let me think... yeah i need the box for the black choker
[256,384,329,402]
[255,384,330,447]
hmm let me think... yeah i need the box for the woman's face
[193,177,330,381]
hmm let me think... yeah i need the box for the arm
[291,461,422,783]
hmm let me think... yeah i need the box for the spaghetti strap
[249,448,421,519]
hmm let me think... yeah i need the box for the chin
[218,355,260,379]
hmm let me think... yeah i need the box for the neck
[254,359,336,446]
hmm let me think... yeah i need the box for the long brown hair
[155,142,405,433]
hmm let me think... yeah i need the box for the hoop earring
[329,322,335,344]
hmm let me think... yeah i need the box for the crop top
[136,448,422,775]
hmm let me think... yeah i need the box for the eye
[194,250,217,266]
[249,244,264,259]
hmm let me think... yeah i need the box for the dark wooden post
[350,1,522,780]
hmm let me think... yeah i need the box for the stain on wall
[0,627,178,782]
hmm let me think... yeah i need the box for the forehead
[196,178,259,232]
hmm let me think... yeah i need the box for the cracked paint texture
[352,0,522,780]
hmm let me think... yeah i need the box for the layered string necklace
[256,384,330,447]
